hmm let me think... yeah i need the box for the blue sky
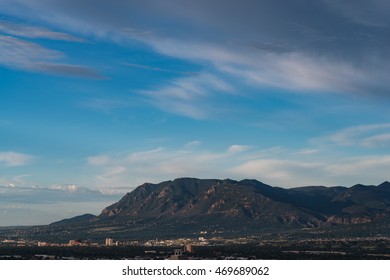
[1,0,390,225]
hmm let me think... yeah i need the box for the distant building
[170,249,188,260]
[68,240,81,246]
[105,238,118,246]
[184,244,194,253]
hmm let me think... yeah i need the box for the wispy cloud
[86,143,390,188]
[227,145,251,154]
[130,32,389,111]
[124,62,197,76]
[1,0,389,117]
[230,154,390,187]
[229,159,323,186]
[86,145,246,188]
[0,151,33,167]
[184,140,202,149]
[0,34,60,65]
[138,72,234,119]
[35,62,105,79]
[362,133,390,147]
[317,123,390,147]
[0,174,31,187]
[0,1,389,191]
[118,4,390,99]
[0,34,103,78]
[324,155,390,184]
[0,19,85,41]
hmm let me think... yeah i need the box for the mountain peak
[378,181,390,188]
[50,178,390,240]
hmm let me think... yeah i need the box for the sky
[1,0,390,226]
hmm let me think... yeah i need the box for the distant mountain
[50,213,97,226]
[46,178,390,240]
[99,178,390,226]
[99,178,322,228]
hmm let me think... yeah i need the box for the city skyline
[1,0,390,225]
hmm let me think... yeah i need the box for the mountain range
[49,178,390,240]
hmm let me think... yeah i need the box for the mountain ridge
[48,178,390,239]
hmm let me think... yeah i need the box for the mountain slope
[50,213,97,226]
[46,178,390,239]
[99,179,318,226]
[97,178,390,228]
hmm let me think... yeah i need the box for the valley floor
[2,237,390,260]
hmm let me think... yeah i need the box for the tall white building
[105,238,114,246]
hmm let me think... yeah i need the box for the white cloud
[49,184,79,192]
[361,133,390,147]
[317,123,390,147]
[139,72,234,119]
[229,159,323,187]
[0,151,33,167]
[86,146,236,188]
[184,140,202,149]
[138,34,381,98]
[125,147,166,162]
[85,143,388,188]
[293,148,320,155]
[324,155,390,185]
[227,145,251,154]
[265,54,368,93]
[0,174,31,187]
[230,153,390,187]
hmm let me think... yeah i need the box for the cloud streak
[0,151,33,167]
[317,123,390,147]
[124,62,197,76]
[0,19,84,41]
[86,142,390,189]
[139,72,234,119]
[1,0,389,99]
[0,33,102,78]
[86,144,252,188]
